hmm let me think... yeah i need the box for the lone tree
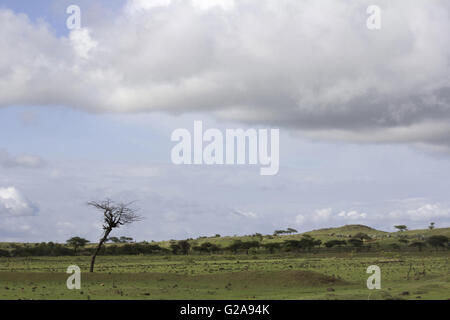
[66,237,90,254]
[119,236,134,243]
[428,222,435,230]
[394,225,408,232]
[286,228,298,235]
[88,199,142,272]
[273,230,286,236]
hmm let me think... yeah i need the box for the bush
[10,242,74,257]
[192,242,221,254]
[426,235,449,249]
[0,249,10,257]
[227,240,243,254]
[347,238,363,247]
[282,240,302,252]
[262,242,281,253]
[324,240,346,248]
[103,243,165,255]
[353,233,372,241]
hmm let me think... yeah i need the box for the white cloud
[337,210,367,219]
[191,0,235,11]
[1,1,450,149]
[389,203,450,221]
[0,187,39,217]
[69,28,97,59]
[0,149,46,168]
[125,0,172,13]
[230,209,258,218]
[314,207,332,220]
[126,0,235,13]
[295,207,367,226]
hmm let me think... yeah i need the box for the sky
[0,0,449,242]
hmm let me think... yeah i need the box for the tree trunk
[90,229,111,273]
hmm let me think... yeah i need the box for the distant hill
[303,224,388,236]
[152,224,449,249]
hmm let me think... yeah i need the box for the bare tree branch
[87,198,143,272]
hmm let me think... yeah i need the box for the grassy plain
[0,225,448,300]
[0,252,448,300]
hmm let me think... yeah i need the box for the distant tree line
[0,233,448,258]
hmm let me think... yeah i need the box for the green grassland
[0,253,448,300]
[0,225,449,300]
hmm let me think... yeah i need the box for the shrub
[347,238,363,247]
[426,235,449,249]
[324,240,347,248]
[0,249,10,257]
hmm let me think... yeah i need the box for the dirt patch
[196,270,347,287]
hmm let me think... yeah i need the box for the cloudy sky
[1,0,449,242]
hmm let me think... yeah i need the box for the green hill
[152,224,449,249]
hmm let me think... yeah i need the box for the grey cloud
[0,1,449,149]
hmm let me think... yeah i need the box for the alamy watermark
[366,265,381,289]
[66,5,81,30]
[66,265,81,290]
[171,121,279,175]
[366,5,381,30]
